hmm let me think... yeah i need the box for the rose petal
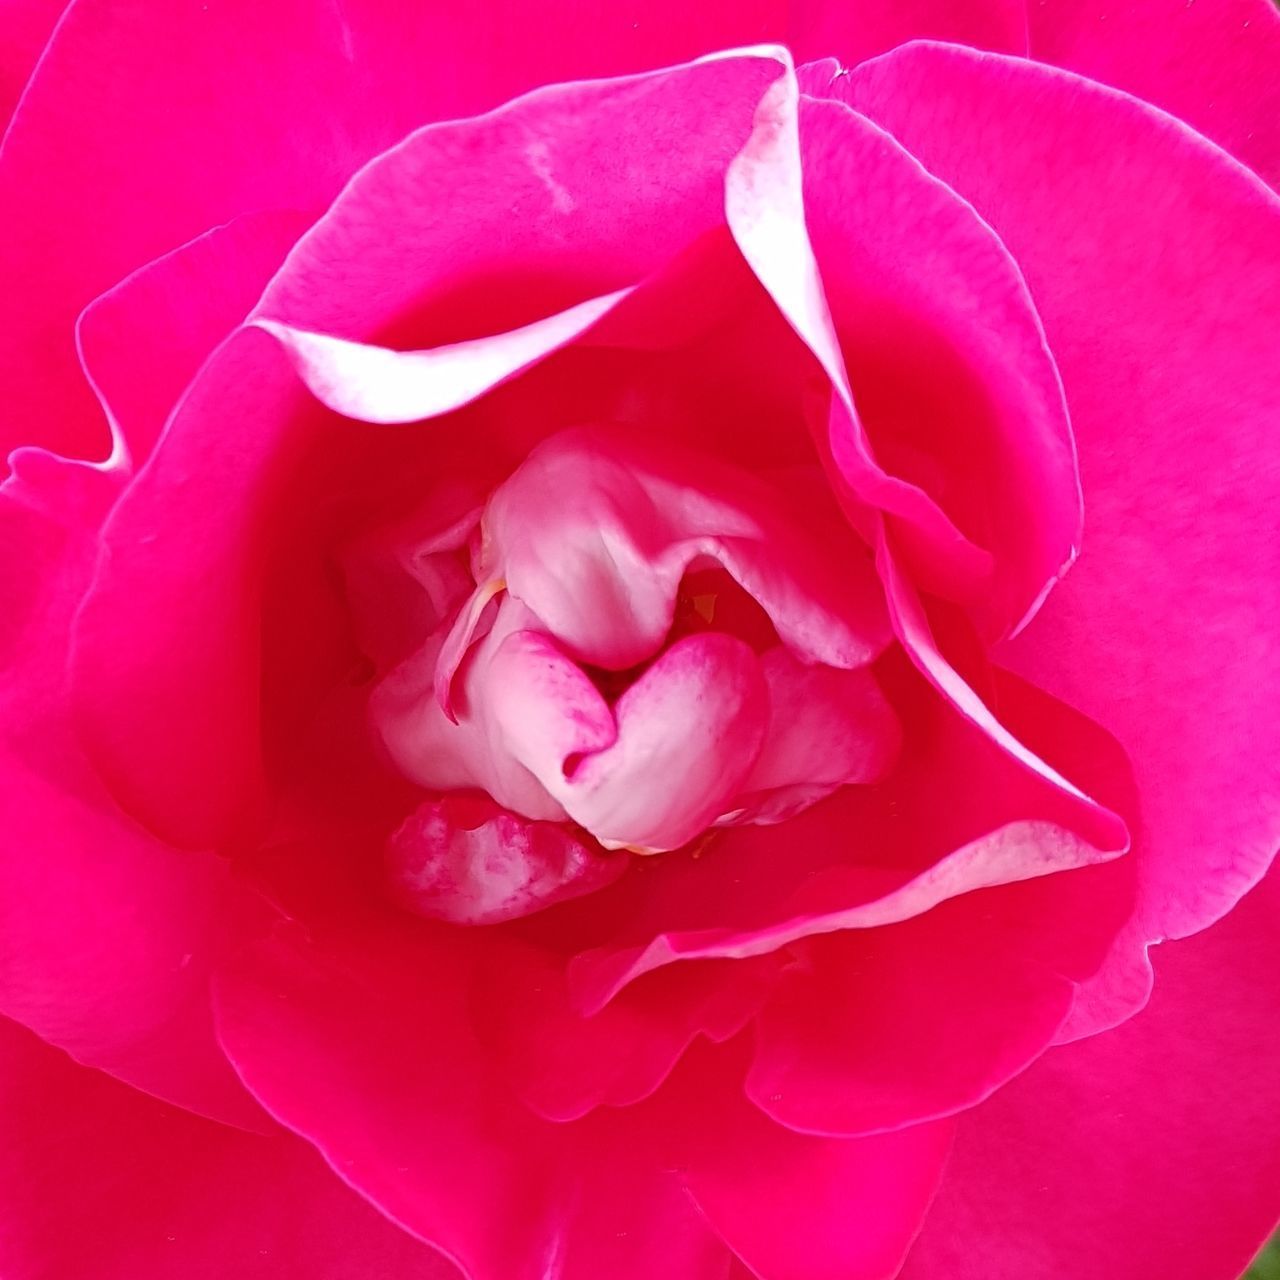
[845,42,1280,1022]
[898,864,1280,1280]
[386,795,626,926]
[797,97,1081,641]
[0,1016,457,1280]
[675,1044,955,1280]
[498,630,770,852]
[0,456,263,1128]
[566,660,1132,1010]
[789,0,1026,69]
[78,210,309,467]
[0,0,63,133]
[1029,0,1280,189]
[213,897,734,1280]
[473,426,890,673]
[0,0,788,462]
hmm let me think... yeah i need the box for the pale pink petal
[475,427,889,673]
[491,627,768,849]
[899,865,1280,1280]
[386,795,625,925]
[730,648,901,823]
[0,1017,457,1280]
[845,43,1280,1023]
[1029,0,1280,188]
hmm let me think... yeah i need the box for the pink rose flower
[2,3,1278,1278]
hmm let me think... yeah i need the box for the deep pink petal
[675,1045,955,1280]
[744,888,1076,1137]
[1029,0,1280,188]
[213,895,733,1280]
[0,0,62,135]
[0,0,787,462]
[899,864,1280,1280]
[0,456,262,1127]
[77,210,309,466]
[475,941,780,1121]
[789,0,1026,68]
[845,43,1280,1015]
[798,97,1081,641]
[0,1017,457,1280]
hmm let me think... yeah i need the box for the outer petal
[1028,0,1280,189]
[0,456,261,1127]
[78,210,309,466]
[0,0,62,134]
[0,1017,457,1280]
[213,893,734,1280]
[797,96,1081,641]
[0,0,787,462]
[899,865,1280,1280]
[844,44,1280,1012]
[675,1043,955,1280]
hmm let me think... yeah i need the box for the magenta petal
[78,210,309,466]
[256,49,787,347]
[0,1017,456,1280]
[899,866,1280,1280]
[476,944,780,1121]
[679,1051,954,1280]
[789,0,1026,68]
[214,900,732,1280]
[0,0,62,133]
[1029,0,1280,188]
[846,43,1280,1000]
[744,893,1075,1137]
[0,458,261,1128]
[798,98,1081,640]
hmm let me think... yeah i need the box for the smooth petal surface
[844,44,1280,1006]
[0,1017,457,1280]
[0,0,787,462]
[678,1046,954,1280]
[788,0,1026,68]
[78,210,309,466]
[214,897,734,1280]
[0,456,261,1127]
[71,48,790,849]
[0,0,62,134]
[1028,0,1280,188]
[797,96,1080,640]
[898,865,1280,1280]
